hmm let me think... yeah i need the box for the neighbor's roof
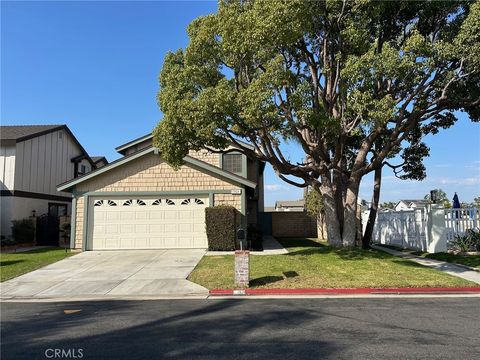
[0,125,64,142]
[275,200,305,208]
[399,199,429,205]
[115,132,256,154]
[57,146,257,192]
[1,124,95,167]
[91,156,108,163]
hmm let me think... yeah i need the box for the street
[1,297,479,359]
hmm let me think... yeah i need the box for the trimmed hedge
[11,219,35,244]
[205,206,237,251]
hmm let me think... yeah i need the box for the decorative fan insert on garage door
[93,198,205,207]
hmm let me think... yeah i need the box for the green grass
[188,238,477,289]
[376,244,480,269]
[0,247,76,282]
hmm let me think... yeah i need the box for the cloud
[439,177,480,186]
[265,184,288,191]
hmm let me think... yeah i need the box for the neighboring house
[0,125,95,240]
[395,200,429,211]
[274,200,305,212]
[91,156,109,168]
[57,133,265,251]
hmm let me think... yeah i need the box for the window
[223,154,243,175]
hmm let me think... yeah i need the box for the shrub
[11,219,35,244]
[451,229,480,252]
[247,224,263,251]
[205,206,237,251]
[1,237,16,247]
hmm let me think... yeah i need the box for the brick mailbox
[234,250,250,288]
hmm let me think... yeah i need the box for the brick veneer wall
[72,153,242,249]
[271,212,317,238]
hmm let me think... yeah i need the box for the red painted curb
[209,287,480,296]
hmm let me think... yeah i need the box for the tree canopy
[154,0,480,247]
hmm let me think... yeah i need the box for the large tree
[154,0,480,247]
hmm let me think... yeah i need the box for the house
[274,200,305,212]
[395,199,429,211]
[57,132,265,251]
[0,125,95,241]
[91,156,109,168]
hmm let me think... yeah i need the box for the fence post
[426,205,447,254]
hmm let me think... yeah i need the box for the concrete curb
[210,287,480,296]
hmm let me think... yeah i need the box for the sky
[2,1,479,206]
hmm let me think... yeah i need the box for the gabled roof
[57,146,257,192]
[115,132,256,155]
[0,125,64,142]
[1,124,95,168]
[91,156,108,164]
[275,200,305,208]
[115,133,153,154]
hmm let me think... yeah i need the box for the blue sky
[2,1,479,205]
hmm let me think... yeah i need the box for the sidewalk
[372,245,480,284]
[205,236,288,256]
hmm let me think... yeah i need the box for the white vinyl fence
[364,205,479,253]
[366,208,428,251]
[444,208,480,245]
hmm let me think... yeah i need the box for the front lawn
[188,238,477,289]
[0,248,76,282]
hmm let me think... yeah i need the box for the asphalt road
[1,297,479,360]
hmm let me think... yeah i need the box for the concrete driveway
[0,250,208,300]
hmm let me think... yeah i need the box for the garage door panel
[90,196,208,250]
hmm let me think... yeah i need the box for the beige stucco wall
[72,153,242,249]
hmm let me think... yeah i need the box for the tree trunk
[341,177,360,247]
[362,166,382,249]
[320,175,342,247]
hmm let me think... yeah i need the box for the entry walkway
[205,236,288,256]
[372,245,480,285]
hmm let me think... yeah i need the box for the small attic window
[58,131,63,139]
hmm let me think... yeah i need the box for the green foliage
[205,206,237,251]
[451,229,480,252]
[11,219,35,244]
[380,202,396,210]
[424,189,452,208]
[154,0,480,246]
[305,189,324,218]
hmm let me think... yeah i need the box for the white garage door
[89,196,208,250]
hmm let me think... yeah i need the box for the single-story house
[395,200,429,211]
[57,133,265,251]
[274,200,305,212]
[0,125,96,242]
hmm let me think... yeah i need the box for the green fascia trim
[82,195,89,251]
[183,156,256,189]
[58,147,256,192]
[115,133,152,152]
[209,193,214,206]
[70,197,77,249]
[241,154,247,179]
